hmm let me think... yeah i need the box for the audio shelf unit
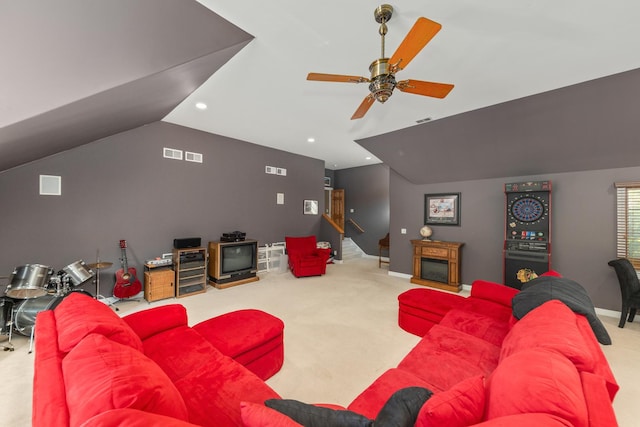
[173,246,207,298]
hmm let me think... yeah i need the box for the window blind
[615,181,640,269]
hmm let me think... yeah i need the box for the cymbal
[88,261,113,269]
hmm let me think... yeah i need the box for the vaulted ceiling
[3,1,640,184]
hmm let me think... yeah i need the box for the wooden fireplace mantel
[410,240,464,293]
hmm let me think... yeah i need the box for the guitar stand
[97,294,118,311]
[92,263,118,311]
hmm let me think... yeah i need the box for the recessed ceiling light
[307,137,315,143]
[195,102,208,110]
[365,156,372,160]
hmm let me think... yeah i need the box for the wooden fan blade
[307,73,369,83]
[389,17,442,71]
[351,95,375,120]
[396,79,454,99]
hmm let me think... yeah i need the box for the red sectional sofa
[33,280,619,427]
[346,280,620,427]
[33,292,283,427]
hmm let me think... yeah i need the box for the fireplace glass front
[421,258,449,284]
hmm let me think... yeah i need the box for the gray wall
[334,164,390,255]
[0,121,324,294]
[388,166,640,311]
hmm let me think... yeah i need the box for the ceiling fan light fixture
[368,58,396,103]
[369,75,396,103]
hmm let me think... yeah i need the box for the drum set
[1,260,101,352]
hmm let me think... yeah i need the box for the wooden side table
[144,267,175,302]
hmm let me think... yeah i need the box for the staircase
[341,237,364,261]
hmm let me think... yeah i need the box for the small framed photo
[425,193,460,226]
[303,199,319,215]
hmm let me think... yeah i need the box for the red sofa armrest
[470,280,519,307]
[33,310,70,427]
[123,304,188,341]
[580,371,619,426]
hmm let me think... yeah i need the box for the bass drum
[13,290,92,337]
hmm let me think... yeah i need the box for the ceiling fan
[307,4,454,120]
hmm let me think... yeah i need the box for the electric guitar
[114,239,142,299]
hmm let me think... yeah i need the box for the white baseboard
[389,270,411,279]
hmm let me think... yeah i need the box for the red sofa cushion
[471,413,572,426]
[140,325,281,427]
[78,408,201,427]
[422,325,500,375]
[240,402,303,427]
[55,292,143,353]
[398,344,486,393]
[485,348,588,427]
[500,300,596,372]
[416,375,485,427]
[62,333,189,427]
[439,309,510,347]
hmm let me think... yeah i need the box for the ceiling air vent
[163,147,183,160]
[416,117,432,124]
[185,151,203,163]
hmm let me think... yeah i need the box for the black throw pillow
[264,399,371,427]
[265,386,433,427]
[373,387,433,427]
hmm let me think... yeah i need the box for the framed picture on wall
[304,199,319,215]
[424,193,460,226]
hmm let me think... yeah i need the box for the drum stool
[193,309,284,380]
[398,288,465,337]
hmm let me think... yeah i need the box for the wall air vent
[40,175,61,195]
[185,151,203,163]
[163,147,183,160]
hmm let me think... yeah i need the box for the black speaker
[173,237,201,249]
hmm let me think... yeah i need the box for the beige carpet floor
[1,257,639,426]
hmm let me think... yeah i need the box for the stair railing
[347,218,365,233]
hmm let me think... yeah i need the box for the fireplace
[411,240,464,292]
[421,258,449,284]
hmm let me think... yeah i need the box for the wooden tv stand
[410,240,464,293]
[210,275,259,290]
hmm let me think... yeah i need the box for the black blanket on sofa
[512,276,612,345]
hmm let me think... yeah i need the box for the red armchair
[285,236,331,278]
